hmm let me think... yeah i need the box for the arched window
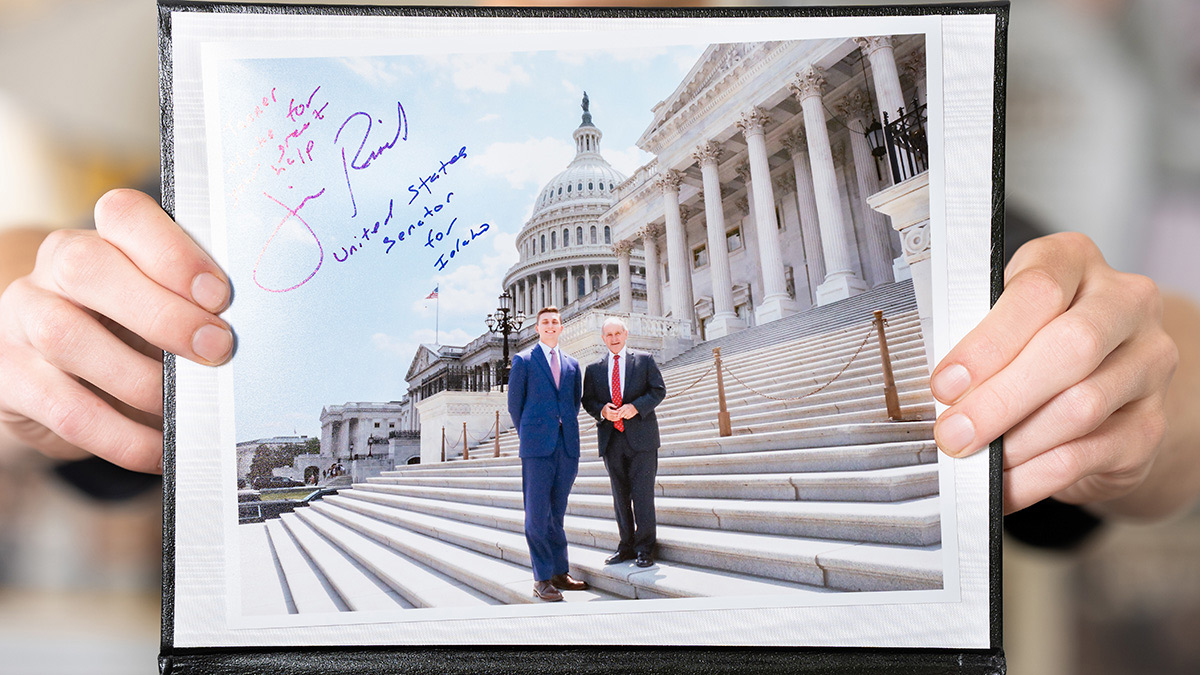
[591,275,600,292]
[576,226,583,244]
[610,183,614,190]
[588,182,593,190]
[578,183,583,192]
[604,226,611,244]
[557,186,562,195]
[540,235,546,253]
[577,277,586,297]
[551,231,557,249]
[590,226,597,244]
[567,184,572,193]
[562,228,569,246]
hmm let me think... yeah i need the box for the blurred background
[0,0,1197,672]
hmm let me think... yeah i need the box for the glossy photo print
[163,5,1001,655]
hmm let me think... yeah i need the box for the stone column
[782,130,827,297]
[737,106,799,324]
[642,223,664,317]
[527,276,536,313]
[567,266,576,306]
[538,273,546,309]
[867,171,934,371]
[791,67,867,305]
[658,169,693,330]
[900,50,927,108]
[615,241,634,314]
[693,141,745,338]
[548,269,559,308]
[839,89,896,288]
[855,36,906,125]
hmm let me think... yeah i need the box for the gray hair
[601,316,628,332]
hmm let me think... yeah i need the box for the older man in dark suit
[507,306,590,602]
[582,316,667,568]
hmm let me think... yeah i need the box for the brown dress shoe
[549,573,590,591]
[533,580,563,602]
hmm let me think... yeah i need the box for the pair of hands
[602,403,638,423]
[0,190,1184,518]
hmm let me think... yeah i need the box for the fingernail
[192,272,229,313]
[932,364,971,402]
[193,323,233,364]
[936,413,976,456]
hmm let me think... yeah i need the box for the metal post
[874,310,902,420]
[494,410,501,458]
[714,347,732,437]
[462,421,469,461]
[441,426,446,463]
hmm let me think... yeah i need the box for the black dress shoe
[604,551,634,565]
[549,573,590,591]
[533,580,563,602]
[635,552,654,568]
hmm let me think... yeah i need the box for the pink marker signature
[254,188,326,293]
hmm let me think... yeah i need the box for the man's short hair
[601,316,628,332]
[536,306,561,321]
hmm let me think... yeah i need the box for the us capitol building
[311,33,931,468]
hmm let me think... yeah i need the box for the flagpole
[435,293,440,345]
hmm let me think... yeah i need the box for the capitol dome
[503,94,644,319]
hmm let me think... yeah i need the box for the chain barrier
[720,321,880,404]
[663,361,717,401]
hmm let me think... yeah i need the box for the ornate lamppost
[485,290,525,388]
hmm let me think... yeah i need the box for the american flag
[425,286,439,300]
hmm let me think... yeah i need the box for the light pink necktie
[550,348,560,387]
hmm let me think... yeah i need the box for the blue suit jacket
[507,344,582,458]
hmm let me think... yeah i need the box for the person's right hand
[0,189,232,473]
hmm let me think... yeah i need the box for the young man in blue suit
[582,316,667,568]
[507,306,589,602]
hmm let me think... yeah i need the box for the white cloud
[477,113,500,123]
[472,137,574,190]
[425,53,531,94]
[338,57,412,85]
[604,144,656,177]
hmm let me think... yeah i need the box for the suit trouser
[521,428,578,582]
[602,431,657,556]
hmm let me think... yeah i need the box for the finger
[94,189,230,312]
[930,233,1094,405]
[39,229,233,366]
[8,278,163,415]
[0,348,162,473]
[934,278,1145,458]
[1001,401,1164,514]
[1002,331,1177,469]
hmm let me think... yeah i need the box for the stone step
[471,373,933,457]
[291,508,505,609]
[658,325,926,397]
[279,512,412,612]
[663,280,918,369]
[304,502,615,605]
[316,497,837,599]
[238,523,294,616]
[328,492,942,592]
[663,311,922,378]
[382,440,938,480]
[264,518,344,613]
[351,483,941,545]
[309,502,619,603]
[368,464,938,503]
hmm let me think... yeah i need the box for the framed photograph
[160,2,1006,672]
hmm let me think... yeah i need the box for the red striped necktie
[612,354,624,432]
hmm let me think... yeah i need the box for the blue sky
[214,43,709,441]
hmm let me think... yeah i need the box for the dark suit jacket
[507,344,582,458]
[582,350,666,456]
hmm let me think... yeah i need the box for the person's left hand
[616,404,638,420]
[929,232,1178,514]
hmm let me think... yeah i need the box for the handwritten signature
[334,102,408,217]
